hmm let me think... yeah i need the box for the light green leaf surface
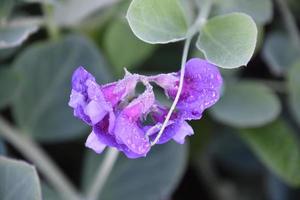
[126,0,188,44]
[262,32,300,76]
[214,0,273,24]
[12,35,112,142]
[53,0,120,26]
[104,18,156,73]
[239,120,300,187]
[0,25,38,49]
[0,68,20,108]
[0,156,42,200]
[82,142,188,200]
[197,13,257,69]
[210,81,281,128]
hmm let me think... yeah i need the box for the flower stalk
[151,0,213,145]
[86,148,119,200]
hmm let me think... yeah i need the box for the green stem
[86,148,119,200]
[0,117,81,200]
[275,0,300,49]
[43,3,60,40]
[151,0,212,145]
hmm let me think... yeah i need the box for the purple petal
[69,67,113,125]
[85,131,106,154]
[172,121,194,144]
[72,66,95,93]
[114,115,150,155]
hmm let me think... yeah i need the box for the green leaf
[103,18,156,73]
[288,62,300,126]
[197,13,257,69]
[239,120,300,187]
[214,0,273,24]
[210,81,281,128]
[82,142,188,200]
[126,0,188,44]
[12,35,112,142]
[0,0,15,20]
[0,25,38,49]
[42,183,63,200]
[0,68,20,109]
[0,156,42,200]
[0,140,6,155]
[262,32,300,76]
[53,0,119,26]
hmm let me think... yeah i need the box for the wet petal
[85,131,106,154]
[172,121,194,144]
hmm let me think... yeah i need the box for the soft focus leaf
[12,35,112,142]
[214,0,273,24]
[0,140,6,155]
[210,81,281,128]
[239,120,300,187]
[53,0,120,26]
[0,25,38,49]
[262,32,300,76]
[42,183,63,200]
[0,68,20,108]
[197,13,257,69]
[82,142,188,200]
[0,0,15,20]
[288,62,300,126]
[0,156,42,200]
[103,18,156,73]
[126,0,188,44]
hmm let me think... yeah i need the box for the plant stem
[43,3,60,40]
[275,0,300,49]
[0,117,81,200]
[86,148,119,200]
[151,0,212,145]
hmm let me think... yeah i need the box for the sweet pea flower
[151,58,223,120]
[69,58,222,158]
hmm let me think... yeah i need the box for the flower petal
[172,121,194,144]
[85,131,106,154]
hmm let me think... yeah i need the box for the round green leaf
[0,68,20,108]
[12,35,112,142]
[0,156,42,200]
[82,142,188,200]
[210,81,281,128]
[104,18,156,73]
[214,0,273,24]
[239,120,300,187]
[126,0,188,44]
[288,62,300,126]
[262,32,300,76]
[197,13,257,69]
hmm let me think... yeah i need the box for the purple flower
[151,58,223,120]
[69,58,222,158]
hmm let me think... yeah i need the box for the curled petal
[172,121,194,144]
[114,85,154,156]
[69,67,112,125]
[85,131,106,154]
[101,73,139,106]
